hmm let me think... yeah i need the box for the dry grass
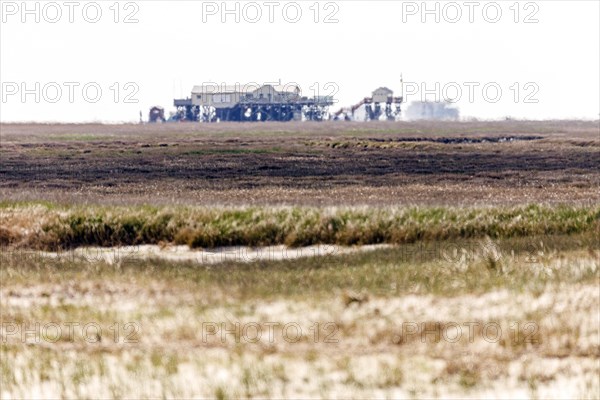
[1,235,598,398]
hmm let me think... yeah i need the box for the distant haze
[1,1,598,122]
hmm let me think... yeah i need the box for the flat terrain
[1,120,598,205]
[1,235,599,398]
[1,120,599,399]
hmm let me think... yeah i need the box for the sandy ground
[31,243,392,266]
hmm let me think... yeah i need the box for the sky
[1,0,599,122]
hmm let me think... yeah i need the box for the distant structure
[404,101,459,121]
[332,87,403,121]
[172,84,333,122]
[148,106,166,123]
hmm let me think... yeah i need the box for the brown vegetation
[1,120,598,206]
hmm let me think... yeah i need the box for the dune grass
[0,202,598,250]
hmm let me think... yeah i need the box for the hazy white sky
[1,0,599,122]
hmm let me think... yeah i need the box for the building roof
[261,84,300,93]
[192,85,246,94]
[191,84,300,95]
[373,87,394,94]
